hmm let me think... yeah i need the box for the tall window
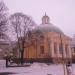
[40,46,44,54]
[48,39,51,54]
[59,43,63,54]
[65,45,68,55]
[54,42,57,54]
[39,35,44,44]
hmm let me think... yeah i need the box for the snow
[0,60,6,68]
[0,60,74,75]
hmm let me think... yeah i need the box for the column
[51,41,55,58]
[57,44,60,57]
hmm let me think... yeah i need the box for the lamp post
[60,34,73,75]
[60,34,67,75]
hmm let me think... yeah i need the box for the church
[14,13,72,63]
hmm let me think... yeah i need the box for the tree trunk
[20,50,24,65]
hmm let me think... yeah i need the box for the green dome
[34,23,63,34]
[33,13,63,34]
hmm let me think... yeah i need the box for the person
[6,56,9,67]
[66,61,72,75]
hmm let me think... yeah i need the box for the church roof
[35,23,63,34]
[34,13,63,34]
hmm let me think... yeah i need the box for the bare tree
[0,1,8,39]
[9,12,37,64]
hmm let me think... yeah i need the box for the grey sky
[3,0,75,37]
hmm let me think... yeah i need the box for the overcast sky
[3,0,75,37]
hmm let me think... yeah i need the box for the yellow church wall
[24,48,28,58]
[12,14,73,63]
[23,27,72,63]
[24,45,37,59]
[47,32,72,59]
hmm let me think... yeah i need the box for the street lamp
[60,34,67,75]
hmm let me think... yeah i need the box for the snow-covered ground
[0,60,75,75]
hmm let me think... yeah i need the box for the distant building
[0,39,12,59]
[12,14,72,63]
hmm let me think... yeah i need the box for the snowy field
[0,60,75,75]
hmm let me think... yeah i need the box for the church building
[15,14,72,63]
